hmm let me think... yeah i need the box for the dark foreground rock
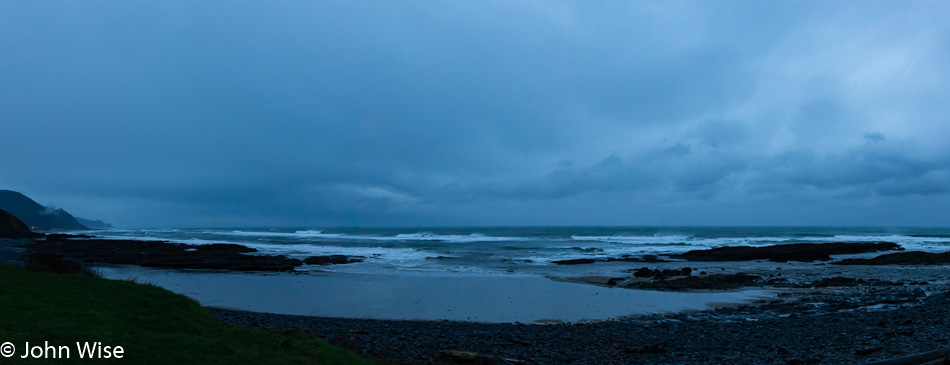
[673,242,901,262]
[620,273,761,291]
[572,267,762,290]
[210,287,950,365]
[0,209,43,239]
[795,276,905,288]
[29,236,302,271]
[629,267,693,279]
[833,251,950,265]
[551,258,596,265]
[304,255,364,265]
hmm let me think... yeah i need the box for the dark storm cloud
[751,136,950,196]
[1,1,949,227]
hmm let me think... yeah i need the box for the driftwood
[440,350,525,364]
[866,347,950,365]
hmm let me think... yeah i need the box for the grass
[24,246,102,278]
[0,263,373,364]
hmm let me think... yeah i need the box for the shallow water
[97,266,774,323]
[81,227,947,322]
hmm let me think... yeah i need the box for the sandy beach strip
[208,289,950,364]
[96,262,950,364]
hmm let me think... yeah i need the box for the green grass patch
[0,263,372,364]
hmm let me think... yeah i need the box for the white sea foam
[391,232,532,243]
[239,243,454,272]
[571,234,692,244]
[523,245,699,264]
[212,230,331,238]
[76,234,160,242]
[76,230,448,269]
[67,229,950,276]
[210,230,531,243]
[76,234,247,246]
[85,228,950,252]
[247,243,432,261]
[695,234,950,251]
[570,234,950,251]
[532,233,950,263]
[796,234,950,251]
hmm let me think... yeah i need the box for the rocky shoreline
[212,281,950,364]
[203,242,950,364]
[5,230,950,364]
[29,234,304,271]
[20,234,366,272]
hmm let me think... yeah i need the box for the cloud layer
[2,1,949,227]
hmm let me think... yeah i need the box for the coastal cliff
[0,209,42,238]
[0,190,87,230]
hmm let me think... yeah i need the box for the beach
[7,1,950,363]
[6,227,950,364]
[209,290,950,364]
[94,260,950,364]
[90,258,950,364]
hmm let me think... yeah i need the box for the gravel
[211,283,950,364]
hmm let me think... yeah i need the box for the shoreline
[6,234,950,363]
[208,287,950,364]
[94,257,950,363]
[95,265,776,323]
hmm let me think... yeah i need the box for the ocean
[77,226,950,278]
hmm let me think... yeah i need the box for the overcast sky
[2,1,949,228]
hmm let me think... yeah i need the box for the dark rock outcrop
[0,190,87,230]
[629,267,693,279]
[30,236,301,271]
[833,251,950,265]
[304,255,364,265]
[551,255,670,265]
[621,273,762,291]
[672,242,902,262]
[0,209,43,238]
[210,288,950,365]
[551,258,597,265]
[797,276,904,288]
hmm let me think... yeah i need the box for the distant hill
[76,217,114,229]
[0,190,88,230]
[0,208,42,238]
